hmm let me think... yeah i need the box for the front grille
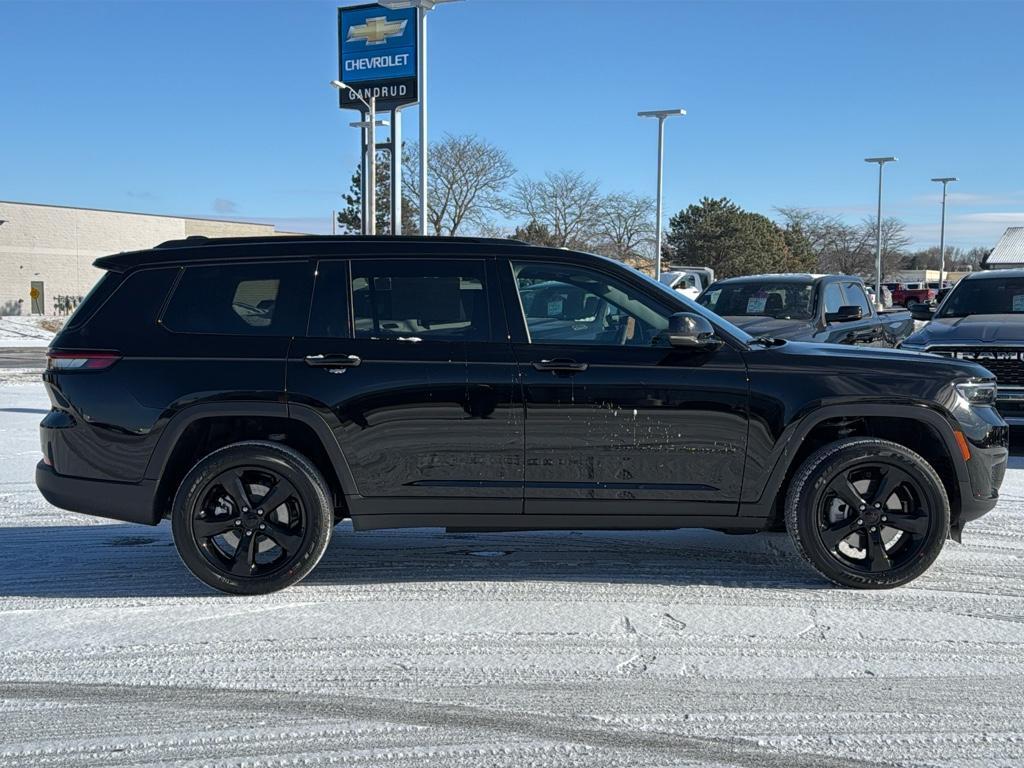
[928,347,1024,387]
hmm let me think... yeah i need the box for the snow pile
[0,316,62,347]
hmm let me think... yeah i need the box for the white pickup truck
[659,266,715,300]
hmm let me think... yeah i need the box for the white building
[0,201,290,316]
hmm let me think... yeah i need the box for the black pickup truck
[902,269,1024,424]
[697,273,915,346]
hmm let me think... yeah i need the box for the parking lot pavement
[0,347,46,370]
[1,379,1023,767]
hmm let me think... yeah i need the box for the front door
[287,257,522,516]
[504,258,749,516]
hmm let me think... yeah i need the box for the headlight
[956,381,997,406]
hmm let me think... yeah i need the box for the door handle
[305,354,361,368]
[532,359,588,373]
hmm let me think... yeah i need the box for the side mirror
[909,302,934,321]
[667,312,720,349]
[825,305,863,323]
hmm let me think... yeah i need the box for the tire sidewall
[171,442,333,595]
[786,439,950,589]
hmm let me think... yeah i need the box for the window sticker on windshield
[547,299,564,316]
[747,296,768,314]
[1014,295,1024,312]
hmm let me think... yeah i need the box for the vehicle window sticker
[747,295,767,314]
[1013,294,1024,312]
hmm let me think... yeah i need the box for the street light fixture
[331,80,389,235]
[931,177,957,286]
[864,156,897,305]
[638,108,686,281]
[379,0,463,236]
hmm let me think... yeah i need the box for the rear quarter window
[162,262,313,336]
[70,268,177,348]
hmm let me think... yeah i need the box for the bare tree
[403,134,516,236]
[860,216,911,280]
[592,192,656,266]
[502,170,604,249]
[775,207,847,264]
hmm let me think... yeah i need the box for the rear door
[287,257,522,515]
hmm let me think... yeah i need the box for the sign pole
[367,96,377,236]
[360,110,369,235]
[418,7,428,236]
[391,108,402,235]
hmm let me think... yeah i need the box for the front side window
[823,282,845,314]
[842,283,872,315]
[162,261,310,336]
[351,259,490,341]
[513,261,670,346]
[698,281,814,320]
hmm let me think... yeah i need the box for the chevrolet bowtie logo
[348,16,407,45]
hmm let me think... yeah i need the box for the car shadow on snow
[0,521,828,598]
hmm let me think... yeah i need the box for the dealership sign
[338,3,418,111]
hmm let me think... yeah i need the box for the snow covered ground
[0,316,60,348]
[1,378,1023,767]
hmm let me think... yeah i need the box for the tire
[784,438,949,589]
[171,441,333,595]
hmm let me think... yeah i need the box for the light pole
[638,108,686,281]
[864,156,897,304]
[331,80,388,235]
[931,176,957,286]
[379,0,463,236]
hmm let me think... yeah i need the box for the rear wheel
[171,441,333,594]
[785,438,949,588]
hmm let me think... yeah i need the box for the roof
[711,272,836,285]
[93,234,536,272]
[963,267,1024,280]
[983,227,1024,267]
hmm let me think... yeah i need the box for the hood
[905,314,1024,347]
[772,339,994,382]
[722,315,814,339]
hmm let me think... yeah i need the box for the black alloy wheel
[190,467,307,579]
[172,442,333,594]
[786,438,950,588]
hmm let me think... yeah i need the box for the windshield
[697,281,815,320]
[621,263,754,342]
[937,277,1024,317]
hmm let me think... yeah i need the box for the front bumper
[953,404,1008,526]
[35,461,160,526]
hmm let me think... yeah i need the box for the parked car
[659,269,704,299]
[696,273,914,346]
[37,236,1006,593]
[902,268,1024,424]
[892,282,938,308]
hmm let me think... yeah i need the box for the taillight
[47,350,122,371]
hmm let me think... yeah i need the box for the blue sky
[2,0,1022,248]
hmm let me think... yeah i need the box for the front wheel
[785,438,950,588]
[171,441,333,594]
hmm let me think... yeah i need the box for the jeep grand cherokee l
[36,236,1008,594]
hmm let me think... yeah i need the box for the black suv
[36,236,1008,594]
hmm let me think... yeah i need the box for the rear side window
[162,262,312,336]
[350,259,491,341]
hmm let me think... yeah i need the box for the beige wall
[0,201,280,315]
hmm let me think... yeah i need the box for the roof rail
[153,234,528,249]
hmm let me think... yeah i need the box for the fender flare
[748,402,968,514]
[143,400,359,496]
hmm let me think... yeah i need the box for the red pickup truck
[891,282,937,307]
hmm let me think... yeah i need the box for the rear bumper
[35,461,160,526]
